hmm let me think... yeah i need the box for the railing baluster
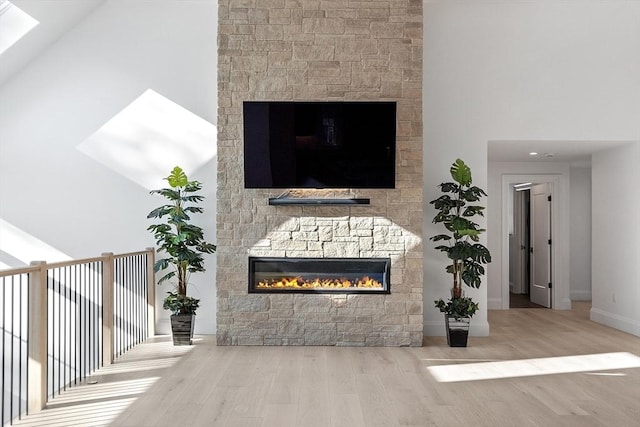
[79,264,84,383]
[63,266,67,392]
[90,263,95,374]
[134,255,144,348]
[10,276,14,423]
[74,264,78,386]
[18,275,23,421]
[58,268,61,394]
[1,249,153,424]
[2,274,6,425]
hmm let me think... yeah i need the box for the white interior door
[530,183,551,307]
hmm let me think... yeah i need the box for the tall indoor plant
[147,166,216,345]
[430,159,491,346]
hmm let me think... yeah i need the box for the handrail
[31,256,106,271]
[0,251,150,275]
[114,249,153,259]
[0,265,39,276]
[0,248,155,425]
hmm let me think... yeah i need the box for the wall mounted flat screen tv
[243,101,396,189]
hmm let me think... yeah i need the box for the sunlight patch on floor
[89,356,182,375]
[427,352,640,383]
[13,397,136,427]
[12,337,194,427]
[45,377,159,406]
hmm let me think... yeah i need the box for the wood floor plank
[265,346,303,405]
[295,347,330,427]
[262,403,297,427]
[354,373,398,427]
[13,302,640,427]
[329,393,366,427]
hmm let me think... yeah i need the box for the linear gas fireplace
[248,257,391,294]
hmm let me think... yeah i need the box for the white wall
[2,0,639,339]
[569,166,592,301]
[424,1,640,335]
[0,0,218,334]
[591,143,640,336]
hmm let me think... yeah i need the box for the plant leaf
[450,158,472,187]
[166,166,188,188]
[439,182,459,193]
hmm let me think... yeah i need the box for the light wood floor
[14,302,640,427]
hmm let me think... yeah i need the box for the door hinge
[548,282,552,288]
[548,239,552,245]
[548,195,552,202]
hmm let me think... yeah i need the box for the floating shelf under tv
[268,197,370,206]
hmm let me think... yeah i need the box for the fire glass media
[248,257,391,294]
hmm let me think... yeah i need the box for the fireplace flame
[257,276,383,290]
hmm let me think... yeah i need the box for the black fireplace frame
[248,257,391,294]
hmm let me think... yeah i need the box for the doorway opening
[500,174,571,311]
[509,184,551,308]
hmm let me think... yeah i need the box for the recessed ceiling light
[529,152,538,156]
[514,182,532,191]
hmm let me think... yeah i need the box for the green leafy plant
[430,159,491,318]
[147,166,216,315]
[162,291,200,316]
[434,296,479,320]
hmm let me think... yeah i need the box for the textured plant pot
[445,315,470,347]
[170,314,195,345]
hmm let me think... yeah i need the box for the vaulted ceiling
[2,0,633,168]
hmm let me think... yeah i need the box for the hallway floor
[509,292,546,308]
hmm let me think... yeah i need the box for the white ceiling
[1,0,634,170]
[0,0,105,87]
[487,140,634,167]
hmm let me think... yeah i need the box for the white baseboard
[590,308,640,337]
[570,290,592,301]
[156,318,171,335]
[556,297,572,310]
[423,320,445,337]
[424,319,489,337]
[487,298,503,310]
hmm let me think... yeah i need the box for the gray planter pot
[445,315,470,347]
[170,314,195,345]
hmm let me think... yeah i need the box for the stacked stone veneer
[217,0,423,346]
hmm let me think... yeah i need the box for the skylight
[0,0,39,56]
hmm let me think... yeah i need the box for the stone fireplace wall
[217,0,423,346]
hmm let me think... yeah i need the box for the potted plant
[147,166,216,345]
[430,159,491,347]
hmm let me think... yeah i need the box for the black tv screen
[243,101,396,189]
